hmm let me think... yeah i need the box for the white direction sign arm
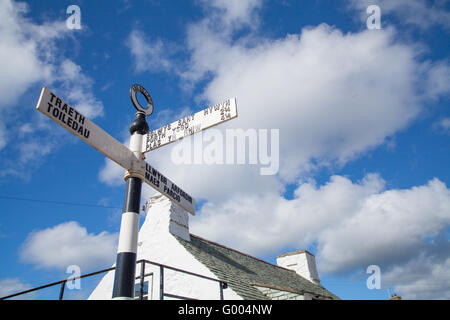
[138,160,195,215]
[36,87,138,171]
[144,97,237,153]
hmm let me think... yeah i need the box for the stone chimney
[141,194,190,242]
[276,250,320,285]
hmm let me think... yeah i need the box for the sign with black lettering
[36,87,137,171]
[142,161,195,214]
[143,98,237,153]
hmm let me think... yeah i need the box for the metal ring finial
[130,84,154,117]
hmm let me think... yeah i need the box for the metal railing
[0,259,227,300]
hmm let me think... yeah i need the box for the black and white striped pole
[112,84,153,300]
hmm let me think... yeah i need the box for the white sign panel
[36,87,138,171]
[140,161,195,215]
[143,98,237,153]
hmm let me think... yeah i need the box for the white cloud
[57,60,104,119]
[147,0,449,195]
[99,159,127,187]
[166,22,450,190]
[191,174,450,298]
[239,28,444,176]
[200,0,263,32]
[424,61,450,100]
[98,132,131,187]
[0,1,96,111]
[126,0,263,82]
[0,278,33,299]
[191,175,450,269]
[191,173,384,256]
[124,2,450,196]
[0,1,54,109]
[126,29,173,74]
[317,178,450,273]
[383,251,450,300]
[0,0,104,179]
[17,140,53,164]
[20,221,118,271]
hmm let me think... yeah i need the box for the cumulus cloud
[56,59,104,119]
[383,250,450,300]
[99,158,127,187]
[190,174,371,255]
[317,178,450,273]
[424,61,450,100]
[0,1,56,109]
[20,221,118,271]
[0,1,101,112]
[126,29,173,74]
[192,175,450,268]
[0,278,33,299]
[129,21,450,202]
[189,23,450,183]
[0,0,103,179]
[191,174,450,299]
[199,0,263,32]
[121,1,450,195]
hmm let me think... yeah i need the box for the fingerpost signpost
[36,84,237,299]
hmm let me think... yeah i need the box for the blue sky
[0,0,449,300]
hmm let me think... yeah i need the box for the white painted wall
[88,195,242,300]
[276,251,320,285]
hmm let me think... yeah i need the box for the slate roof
[175,234,340,300]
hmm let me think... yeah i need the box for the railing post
[59,281,66,300]
[139,260,145,300]
[160,266,164,300]
[220,282,227,300]
[219,281,224,300]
